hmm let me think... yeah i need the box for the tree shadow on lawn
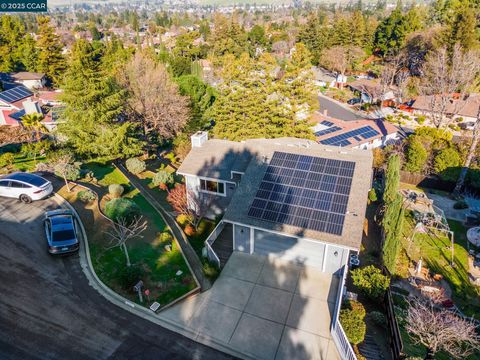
[63,184,196,307]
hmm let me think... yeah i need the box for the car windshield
[52,229,75,242]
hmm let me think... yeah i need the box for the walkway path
[115,162,212,291]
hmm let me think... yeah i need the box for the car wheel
[19,194,32,203]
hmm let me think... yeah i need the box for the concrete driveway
[162,253,341,360]
[0,196,232,360]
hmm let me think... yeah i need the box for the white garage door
[253,229,347,273]
[254,230,326,269]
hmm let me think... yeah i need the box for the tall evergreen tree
[58,40,142,160]
[382,154,404,274]
[446,6,478,51]
[206,52,314,141]
[36,16,66,85]
[297,14,330,65]
[0,15,27,72]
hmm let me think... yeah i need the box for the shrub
[415,115,426,125]
[165,152,177,164]
[433,147,461,174]
[152,170,174,190]
[125,158,146,174]
[104,198,141,224]
[404,137,428,173]
[176,213,192,227]
[108,184,124,198]
[351,265,390,300]
[339,300,366,345]
[77,190,96,203]
[203,261,220,279]
[368,188,378,202]
[184,224,195,236]
[159,231,173,243]
[118,266,145,289]
[368,311,386,327]
[0,152,15,168]
[453,200,469,210]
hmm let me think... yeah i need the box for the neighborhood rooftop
[178,136,373,250]
[312,113,398,148]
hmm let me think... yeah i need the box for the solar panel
[0,86,33,104]
[315,126,341,137]
[247,152,356,236]
[321,120,334,127]
[319,125,380,147]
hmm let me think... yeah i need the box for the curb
[53,193,252,360]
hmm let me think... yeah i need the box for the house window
[231,171,243,182]
[200,179,225,195]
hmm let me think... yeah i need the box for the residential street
[318,94,361,121]
[0,196,233,360]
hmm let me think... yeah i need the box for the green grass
[76,161,196,306]
[90,239,195,305]
[12,154,46,171]
[83,162,130,188]
[400,211,480,317]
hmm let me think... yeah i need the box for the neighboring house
[0,86,64,130]
[312,113,400,149]
[409,93,480,124]
[0,86,34,126]
[0,72,47,90]
[177,131,372,275]
[348,79,396,105]
[312,67,336,89]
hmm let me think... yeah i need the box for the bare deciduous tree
[418,44,480,128]
[454,110,480,194]
[105,216,147,267]
[320,46,364,79]
[166,183,214,230]
[406,299,480,358]
[52,153,78,192]
[119,52,190,140]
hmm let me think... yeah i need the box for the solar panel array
[321,120,334,127]
[320,125,380,146]
[0,86,32,104]
[314,126,341,137]
[247,151,355,236]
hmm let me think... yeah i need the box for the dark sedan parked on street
[44,209,79,255]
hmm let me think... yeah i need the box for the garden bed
[124,156,220,280]
[59,162,197,307]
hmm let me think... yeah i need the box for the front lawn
[59,162,197,307]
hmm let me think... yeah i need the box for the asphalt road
[318,95,361,121]
[0,196,234,360]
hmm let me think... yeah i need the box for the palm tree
[21,112,46,142]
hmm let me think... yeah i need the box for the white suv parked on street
[0,172,53,203]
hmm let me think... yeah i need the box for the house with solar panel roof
[0,85,64,130]
[177,131,372,274]
[312,112,400,149]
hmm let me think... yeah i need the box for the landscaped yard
[399,210,480,317]
[126,156,220,279]
[59,162,197,307]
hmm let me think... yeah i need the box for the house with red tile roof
[312,113,400,150]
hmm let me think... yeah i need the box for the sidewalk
[115,161,212,291]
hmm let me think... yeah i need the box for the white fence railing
[204,221,224,268]
[331,264,357,360]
